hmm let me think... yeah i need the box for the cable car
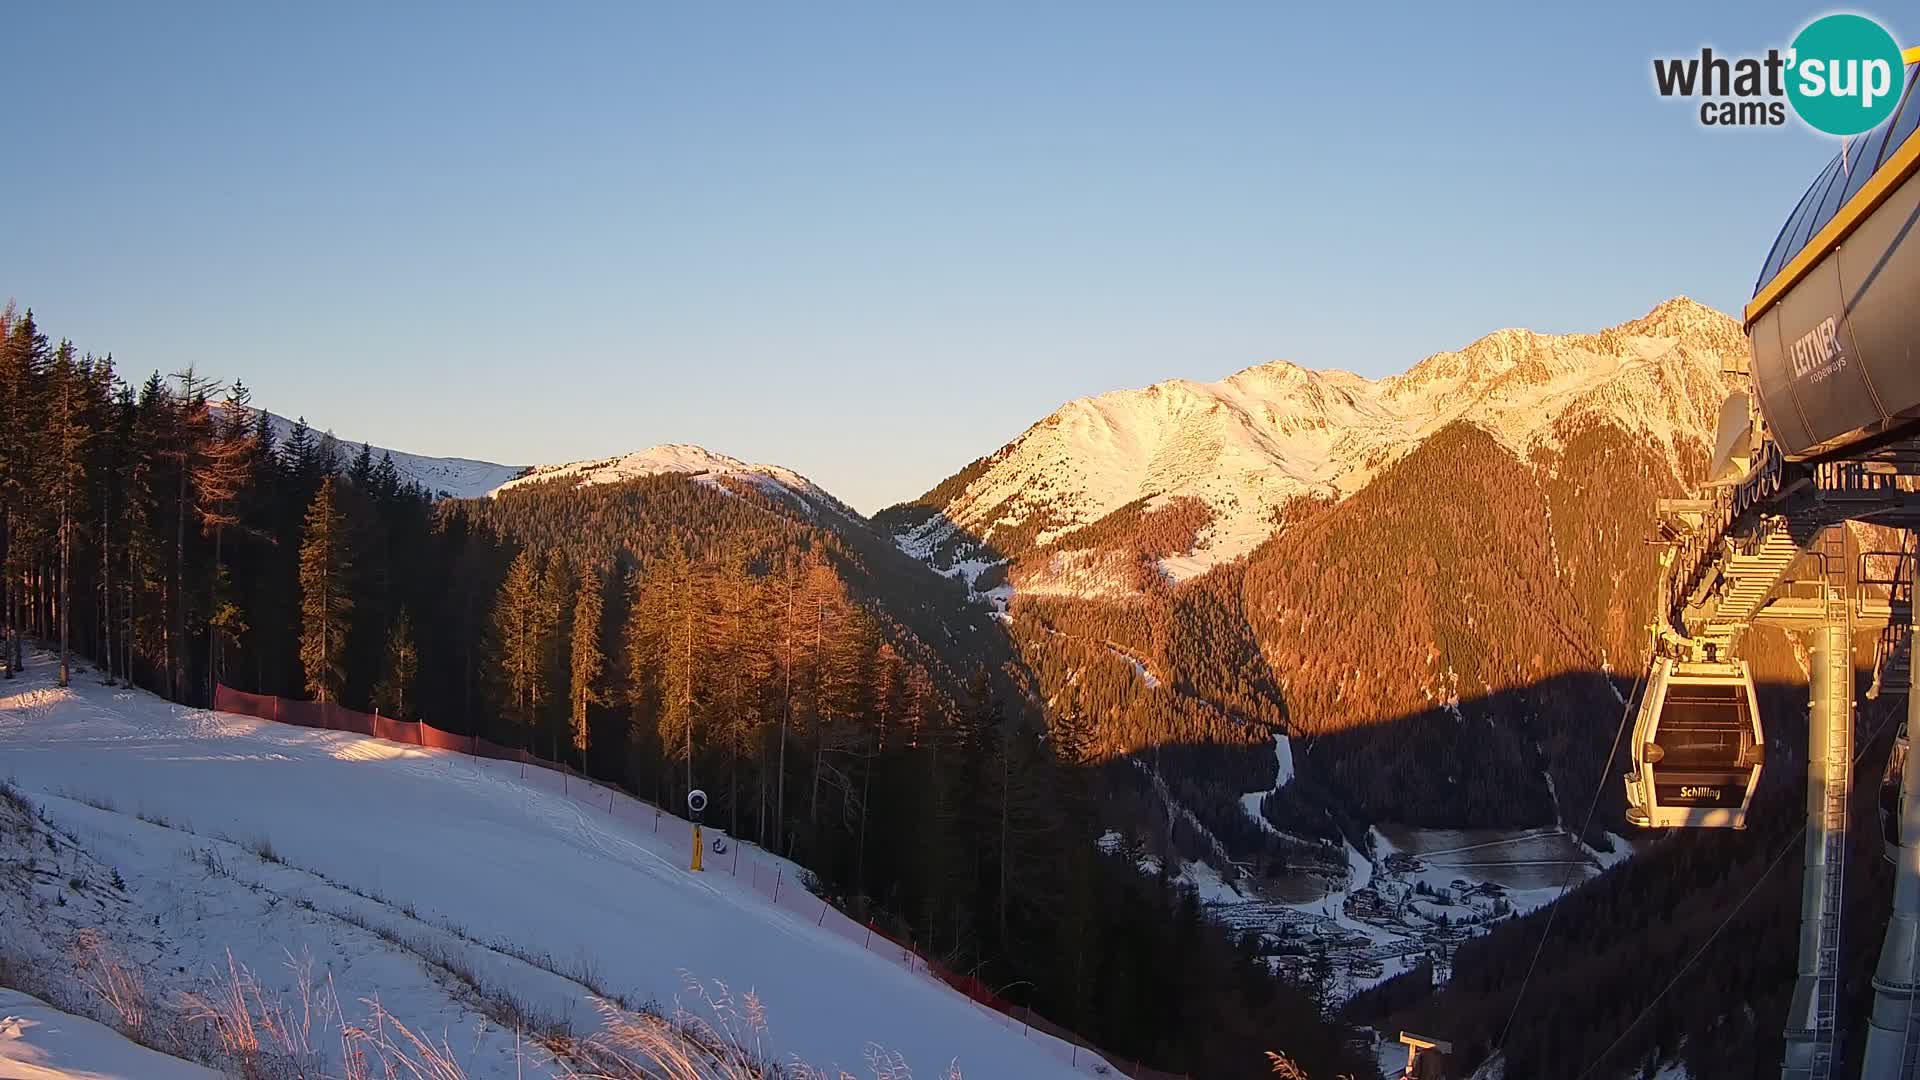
[1883,722,1910,862]
[1624,658,1765,829]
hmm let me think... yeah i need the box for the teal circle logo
[1787,14,1906,135]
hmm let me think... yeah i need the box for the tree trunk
[778,571,792,849]
[100,487,113,686]
[2,509,12,679]
[173,463,186,701]
[58,495,70,688]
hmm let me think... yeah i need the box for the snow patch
[0,989,220,1080]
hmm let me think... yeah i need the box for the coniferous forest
[0,305,1368,1078]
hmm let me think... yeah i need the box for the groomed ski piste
[0,654,1108,1079]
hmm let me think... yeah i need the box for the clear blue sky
[1,2,1885,512]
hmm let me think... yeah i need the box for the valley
[0,295,1770,1079]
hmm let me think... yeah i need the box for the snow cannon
[688,788,708,872]
[1624,658,1764,829]
[1747,60,1920,460]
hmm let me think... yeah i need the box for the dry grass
[70,929,151,1034]
[1264,1050,1355,1080]
[18,907,956,1080]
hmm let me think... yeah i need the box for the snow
[908,298,1742,593]
[0,989,220,1080]
[0,660,1099,1079]
[1108,646,1160,689]
[1237,734,1293,836]
[227,406,527,499]
[1173,860,1247,905]
[491,444,852,517]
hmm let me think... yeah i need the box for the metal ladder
[1813,526,1854,1080]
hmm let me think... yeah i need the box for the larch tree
[569,567,606,767]
[196,382,258,695]
[492,548,545,738]
[297,476,353,703]
[628,545,697,800]
[164,367,219,701]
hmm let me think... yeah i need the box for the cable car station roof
[1747,49,1920,328]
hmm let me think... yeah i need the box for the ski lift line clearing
[1623,658,1765,829]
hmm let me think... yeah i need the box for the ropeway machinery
[1626,54,1920,1080]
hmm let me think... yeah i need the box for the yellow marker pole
[691,824,704,872]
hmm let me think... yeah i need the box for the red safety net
[210,684,1187,1080]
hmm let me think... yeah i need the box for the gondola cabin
[1624,658,1765,829]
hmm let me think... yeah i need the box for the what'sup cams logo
[1654,13,1909,135]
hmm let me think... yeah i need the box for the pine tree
[374,607,418,720]
[569,568,606,767]
[298,477,353,703]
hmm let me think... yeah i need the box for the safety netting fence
[212,685,1188,1080]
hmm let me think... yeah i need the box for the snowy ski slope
[0,661,1100,1078]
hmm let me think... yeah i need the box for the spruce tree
[0,308,49,676]
[45,343,92,687]
[298,477,353,703]
[374,607,418,719]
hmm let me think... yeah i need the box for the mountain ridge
[883,296,1744,595]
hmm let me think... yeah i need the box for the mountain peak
[892,299,1746,595]
[492,443,851,518]
[1615,295,1743,348]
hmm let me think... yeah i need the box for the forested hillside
[0,303,1367,1079]
[1237,416,1696,830]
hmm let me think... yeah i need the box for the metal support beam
[1861,552,1920,1080]
[1784,532,1853,1080]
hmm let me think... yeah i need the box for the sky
[0,2,1889,512]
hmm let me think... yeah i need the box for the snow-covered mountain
[491,443,854,518]
[887,297,1744,590]
[235,408,529,499]
[238,406,854,520]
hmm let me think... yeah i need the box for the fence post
[773,868,782,903]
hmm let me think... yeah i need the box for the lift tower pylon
[1782,527,1856,1080]
[1862,550,1920,1080]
